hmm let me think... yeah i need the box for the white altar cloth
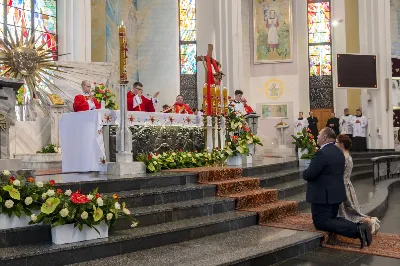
[59,110,202,172]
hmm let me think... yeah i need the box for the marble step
[351,169,373,182]
[114,184,216,208]
[245,201,299,224]
[350,151,400,159]
[255,168,303,187]
[14,153,62,162]
[284,192,309,211]
[0,197,236,248]
[207,177,260,196]
[0,211,257,265]
[242,161,298,177]
[68,226,321,266]
[352,163,372,173]
[22,161,61,170]
[226,188,278,209]
[52,172,198,193]
[272,179,307,199]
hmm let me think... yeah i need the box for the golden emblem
[48,94,64,105]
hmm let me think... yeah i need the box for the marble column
[358,0,394,149]
[50,105,66,148]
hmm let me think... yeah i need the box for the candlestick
[223,87,228,115]
[202,83,208,114]
[119,21,128,84]
[210,85,216,116]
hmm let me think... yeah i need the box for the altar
[59,110,206,172]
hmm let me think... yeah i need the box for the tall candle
[203,83,208,113]
[223,87,228,115]
[210,85,216,115]
[216,86,221,115]
[119,21,127,83]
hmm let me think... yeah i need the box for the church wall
[137,0,180,109]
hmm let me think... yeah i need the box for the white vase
[0,213,32,230]
[299,159,311,168]
[242,144,254,165]
[227,155,243,166]
[297,149,307,159]
[51,221,108,245]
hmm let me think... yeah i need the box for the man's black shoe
[361,222,372,246]
[357,223,367,249]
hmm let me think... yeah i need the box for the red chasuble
[244,104,254,114]
[73,95,100,112]
[127,91,155,112]
[174,102,193,114]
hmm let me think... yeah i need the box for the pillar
[50,105,66,148]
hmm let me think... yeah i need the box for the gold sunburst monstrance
[0,27,71,98]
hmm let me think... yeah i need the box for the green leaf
[3,185,20,200]
[0,196,2,202]
[93,206,103,222]
[148,163,156,172]
[41,197,60,214]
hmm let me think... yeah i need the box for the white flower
[123,208,131,215]
[13,179,21,187]
[24,197,33,206]
[81,211,88,220]
[36,181,44,188]
[97,198,104,206]
[188,153,192,157]
[42,193,47,200]
[87,194,94,200]
[46,189,55,197]
[2,170,10,176]
[131,221,138,228]
[114,202,121,210]
[59,208,69,218]
[57,148,62,154]
[153,161,158,165]
[64,189,72,196]
[106,213,113,220]
[5,200,14,209]
[31,214,37,222]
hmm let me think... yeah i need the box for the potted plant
[291,128,318,167]
[0,172,53,229]
[31,188,137,245]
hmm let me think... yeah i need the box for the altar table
[59,110,201,172]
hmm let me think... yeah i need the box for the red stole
[244,104,254,114]
[205,55,220,115]
[174,102,193,114]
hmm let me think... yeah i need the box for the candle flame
[121,21,124,26]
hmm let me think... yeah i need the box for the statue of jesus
[197,44,224,114]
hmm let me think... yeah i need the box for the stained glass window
[308,0,333,108]
[179,0,198,108]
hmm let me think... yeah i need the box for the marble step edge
[0,197,237,248]
[67,226,321,266]
[0,211,257,265]
[115,184,216,198]
[14,153,62,162]
[52,173,199,193]
[22,161,62,170]
[242,161,299,177]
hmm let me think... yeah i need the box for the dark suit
[303,143,358,238]
[326,117,340,136]
[307,116,318,139]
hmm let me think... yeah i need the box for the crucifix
[196,44,224,114]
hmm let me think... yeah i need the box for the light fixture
[331,19,344,27]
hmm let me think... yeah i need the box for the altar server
[241,97,255,114]
[351,109,368,151]
[73,80,101,112]
[127,82,159,112]
[174,95,193,114]
[295,112,308,135]
[229,90,246,114]
[339,108,354,138]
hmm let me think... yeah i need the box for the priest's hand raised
[153,91,160,98]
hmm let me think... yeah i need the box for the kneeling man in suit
[303,127,372,248]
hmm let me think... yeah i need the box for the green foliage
[37,144,60,154]
[15,87,25,106]
[291,128,318,158]
[92,83,118,110]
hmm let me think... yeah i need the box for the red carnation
[70,192,89,204]
[8,176,15,183]
[147,154,152,160]
[49,180,55,186]
[96,193,101,199]
[57,189,63,195]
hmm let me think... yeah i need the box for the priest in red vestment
[173,95,193,114]
[127,82,159,112]
[241,97,255,114]
[73,80,101,112]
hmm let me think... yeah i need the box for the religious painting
[253,0,293,63]
[264,78,284,100]
[261,104,288,119]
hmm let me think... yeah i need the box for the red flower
[228,96,232,99]
[8,176,15,183]
[147,154,152,160]
[27,177,34,183]
[113,194,119,200]
[70,192,89,204]
[106,90,110,93]
[57,189,63,195]
[94,82,97,84]
[96,193,101,199]
[49,180,55,186]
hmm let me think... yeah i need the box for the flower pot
[299,159,311,168]
[242,144,254,165]
[227,155,243,166]
[0,213,32,230]
[297,149,307,159]
[51,221,108,245]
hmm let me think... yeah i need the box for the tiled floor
[280,180,400,266]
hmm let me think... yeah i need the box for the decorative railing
[371,155,400,185]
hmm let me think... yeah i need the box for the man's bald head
[317,127,336,147]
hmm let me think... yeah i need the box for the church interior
[0,0,400,265]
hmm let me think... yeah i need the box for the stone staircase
[14,153,62,170]
[0,151,396,265]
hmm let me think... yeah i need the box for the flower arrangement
[137,149,227,173]
[0,175,54,219]
[31,188,138,231]
[291,128,318,159]
[224,104,263,157]
[37,144,61,154]
[15,87,25,106]
[92,83,118,110]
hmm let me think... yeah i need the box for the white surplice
[351,116,368,137]
[339,115,354,135]
[230,101,246,115]
[294,118,308,135]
